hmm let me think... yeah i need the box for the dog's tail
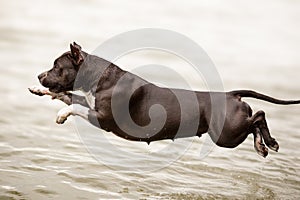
[230,90,300,105]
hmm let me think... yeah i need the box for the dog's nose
[38,72,47,80]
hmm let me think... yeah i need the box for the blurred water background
[0,0,299,199]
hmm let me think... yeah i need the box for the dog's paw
[254,143,269,158]
[266,138,279,152]
[28,86,51,96]
[56,106,73,124]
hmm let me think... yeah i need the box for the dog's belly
[101,86,211,142]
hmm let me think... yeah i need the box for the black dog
[29,42,300,157]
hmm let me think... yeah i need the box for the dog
[29,42,300,157]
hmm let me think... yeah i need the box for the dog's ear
[70,42,83,66]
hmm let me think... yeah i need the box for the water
[0,0,300,199]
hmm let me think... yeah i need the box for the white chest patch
[83,91,95,109]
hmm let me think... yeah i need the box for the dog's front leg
[29,86,89,107]
[52,93,89,107]
[29,85,52,96]
[56,104,89,124]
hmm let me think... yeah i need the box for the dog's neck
[74,54,129,109]
[74,54,114,94]
[74,53,149,106]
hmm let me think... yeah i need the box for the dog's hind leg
[253,127,268,157]
[251,111,279,152]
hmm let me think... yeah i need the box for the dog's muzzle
[38,71,50,88]
[38,72,47,82]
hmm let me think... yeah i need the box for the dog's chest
[83,91,95,109]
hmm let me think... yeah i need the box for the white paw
[29,85,51,96]
[56,106,73,124]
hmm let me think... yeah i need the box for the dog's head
[38,42,84,93]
